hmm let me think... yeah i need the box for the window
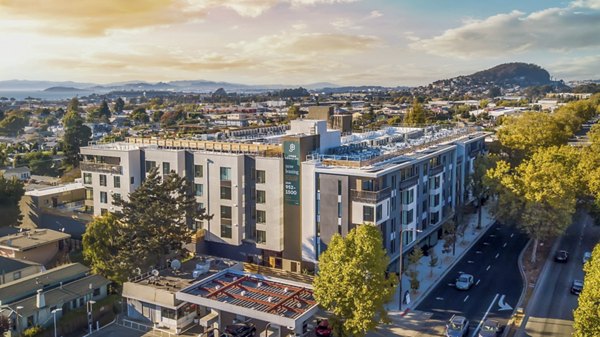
[220,186,231,200]
[221,223,232,239]
[112,193,121,202]
[83,173,92,184]
[256,210,266,224]
[113,176,120,188]
[145,160,156,172]
[162,162,170,175]
[85,188,93,200]
[338,181,342,195]
[256,170,266,183]
[93,288,100,297]
[401,189,414,205]
[433,193,440,207]
[431,211,440,224]
[100,192,108,204]
[391,196,397,211]
[130,176,135,185]
[256,230,267,244]
[194,164,203,178]
[391,175,397,188]
[194,184,203,196]
[363,206,374,222]
[376,204,383,221]
[220,167,231,181]
[100,208,108,215]
[337,202,342,218]
[13,271,21,280]
[99,174,107,186]
[402,209,414,224]
[430,176,441,189]
[221,206,232,219]
[256,190,266,203]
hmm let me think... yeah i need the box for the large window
[376,204,383,222]
[256,190,266,204]
[256,170,266,184]
[256,230,267,244]
[337,202,342,218]
[83,173,92,184]
[113,176,120,188]
[363,206,374,222]
[402,209,414,225]
[220,206,232,238]
[100,192,107,204]
[256,210,266,224]
[220,186,232,200]
[99,174,107,187]
[220,167,231,181]
[194,164,203,178]
[85,188,93,200]
[162,162,171,175]
[220,206,232,219]
[430,175,441,189]
[401,189,414,205]
[433,193,440,207]
[145,160,156,172]
[194,184,203,197]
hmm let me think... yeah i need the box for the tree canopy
[573,243,600,337]
[62,109,91,167]
[313,224,397,337]
[0,175,24,227]
[404,99,427,126]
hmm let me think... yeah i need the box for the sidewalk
[387,203,496,314]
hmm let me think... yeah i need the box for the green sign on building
[283,140,301,205]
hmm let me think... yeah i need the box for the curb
[408,220,497,311]
[502,238,531,337]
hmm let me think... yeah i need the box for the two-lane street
[417,221,529,336]
[519,211,600,337]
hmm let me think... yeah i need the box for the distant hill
[43,86,89,92]
[467,63,553,87]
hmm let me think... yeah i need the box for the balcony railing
[351,186,391,203]
[80,162,123,175]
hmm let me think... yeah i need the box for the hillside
[468,63,552,86]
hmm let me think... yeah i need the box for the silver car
[446,315,470,337]
[456,274,474,290]
[583,252,591,264]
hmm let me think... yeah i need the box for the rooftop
[0,256,41,274]
[25,182,84,197]
[0,229,71,251]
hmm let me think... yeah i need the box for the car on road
[571,280,584,295]
[583,251,591,264]
[554,250,568,263]
[315,319,332,337]
[478,319,503,337]
[455,274,474,290]
[224,323,256,337]
[446,315,470,337]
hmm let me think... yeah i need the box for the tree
[429,252,439,277]
[82,213,130,284]
[151,110,164,123]
[62,109,91,167]
[442,220,457,256]
[468,155,494,229]
[23,151,59,176]
[313,224,397,337]
[114,97,125,113]
[287,105,301,120]
[404,99,427,126]
[0,111,28,136]
[0,175,25,227]
[67,97,80,114]
[0,315,9,335]
[129,107,149,124]
[87,100,111,123]
[573,243,600,337]
[407,246,423,275]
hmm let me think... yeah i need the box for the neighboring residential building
[79,116,487,273]
[0,263,110,335]
[1,166,31,181]
[0,229,71,265]
[0,256,43,285]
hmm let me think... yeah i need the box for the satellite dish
[151,269,160,277]
[170,259,182,271]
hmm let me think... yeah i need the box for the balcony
[80,162,123,175]
[351,187,391,203]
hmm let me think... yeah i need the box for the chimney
[36,289,45,308]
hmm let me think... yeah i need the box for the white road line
[464,295,470,302]
[468,260,475,264]
[510,233,514,238]
[476,251,483,254]
[503,242,507,248]
[471,294,500,337]
[486,265,491,271]
[495,253,500,259]
[483,242,490,246]
[476,279,481,286]
[436,297,444,301]
[489,234,496,238]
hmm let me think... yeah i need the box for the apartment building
[79,118,486,273]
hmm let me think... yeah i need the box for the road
[518,211,600,337]
[416,221,529,336]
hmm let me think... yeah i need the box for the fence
[121,319,176,337]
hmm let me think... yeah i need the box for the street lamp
[397,228,423,311]
[87,300,96,335]
[15,305,23,336]
[51,308,62,337]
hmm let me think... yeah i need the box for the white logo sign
[289,143,296,152]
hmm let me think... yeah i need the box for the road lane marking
[476,279,481,286]
[497,294,513,311]
[495,253,500,259]
[489,234,496,238]
[483,242,490,246]
[467,260,474,264]
[503,242,507,248]
[486,265,491,271]
[436,297,444,301]
[476,251,483,254]
[510,233,514,238]
[464,295,469,302]
[471,294,500,337]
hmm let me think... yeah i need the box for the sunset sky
[1,0,599,86]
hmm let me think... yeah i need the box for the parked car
[583,251,591,264]
[224,323,256,337]
[478,319,503,337]
[571,280,584,295]
[446,315,470,337]
[455,274,474,290]
[554,250,568,263]
[315,319,332,337]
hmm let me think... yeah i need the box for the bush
[22,326,44,337]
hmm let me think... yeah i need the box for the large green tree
[62,106,91,167]
[87,100,111,123]
[467,155,495,229]
[313,224,397,337]
[404,100,427,126]
[0,175,25,227]
[573,243,600,337]
[114,97,125,114]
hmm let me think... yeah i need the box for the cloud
[0,0,360,36]
[551,55,600,79]
[367,10,383,19]
[410,2,600,58]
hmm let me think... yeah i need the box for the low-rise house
[0,256,43,285]
[1,166,31,181]
[0,263,110,335]
[0,229,70,265]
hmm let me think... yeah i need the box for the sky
[0,0,599,86]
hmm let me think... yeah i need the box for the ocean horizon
[0,90,90,101]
